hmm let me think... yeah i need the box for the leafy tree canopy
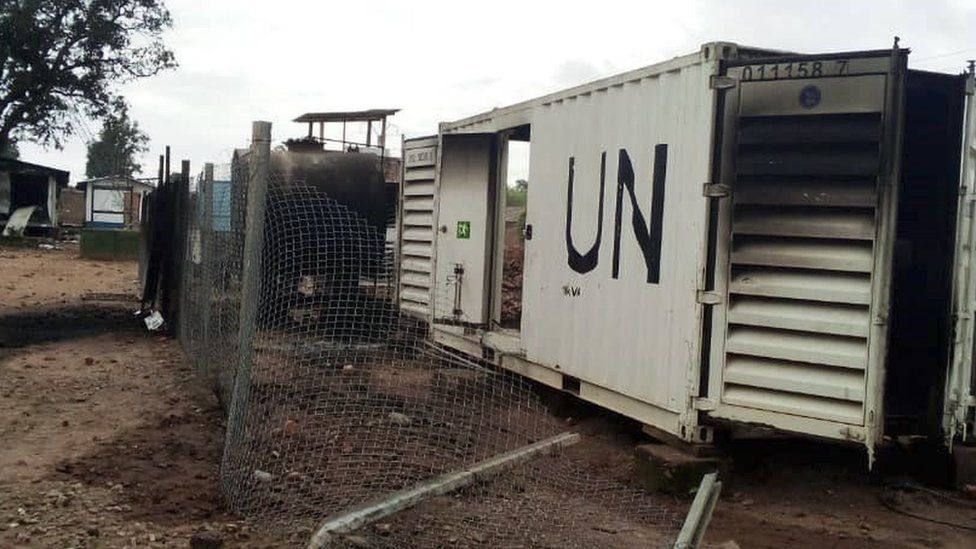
[85,98,148,178]
[0,0,175,151]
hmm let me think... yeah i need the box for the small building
[0,158,69,233]
[58,188,86,228]
[76,176,155,228]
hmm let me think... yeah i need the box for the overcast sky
[18,0,976,184]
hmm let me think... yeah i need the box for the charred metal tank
[269,150,389,233]
[249,149,394,338]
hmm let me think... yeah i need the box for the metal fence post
[173,159,190,335]
[223,121,272,499]
[238,121,271,370]
[200,162,214,374]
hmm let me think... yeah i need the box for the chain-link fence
[162,123,688,547]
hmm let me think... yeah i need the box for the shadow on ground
[0,301,143,352]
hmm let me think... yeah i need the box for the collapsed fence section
[150,122,686,547]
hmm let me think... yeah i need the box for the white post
[47,175,58,226]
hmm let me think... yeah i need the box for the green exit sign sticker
[456,221,471,239]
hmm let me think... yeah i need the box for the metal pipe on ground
[673,472,722,549]
[307,431,581,548]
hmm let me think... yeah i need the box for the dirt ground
[0,243,285,548]
[1,241,975,548]
[703,439,976,548]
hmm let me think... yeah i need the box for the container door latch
[710,75,737,90]
[702,183,731,198]
[696,290,723,306]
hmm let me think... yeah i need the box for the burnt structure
[257,110,401,332]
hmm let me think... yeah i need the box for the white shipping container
[398,42,976,461]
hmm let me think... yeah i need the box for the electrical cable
[878,482,976,532]
[884,481,976,509]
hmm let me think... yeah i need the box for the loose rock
[345,535,371,547]
[189,530,225,549]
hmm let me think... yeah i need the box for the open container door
[431,133,496,328]
[706,48,908,460]
[945,72,976,445]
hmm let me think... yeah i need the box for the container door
[707,51,907,453]
[945,74,976,443]
[398,136,438,320]
[432,133,496,326]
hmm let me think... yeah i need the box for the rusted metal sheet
[58,188,86,227]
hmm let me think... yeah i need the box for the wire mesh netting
[178,160,247,403]
[170,141,686,547]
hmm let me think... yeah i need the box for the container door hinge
[693,397,717,411]
[839,426,866,442]
[710,75,737,90]
[702,183,731,198]
[696,290,723,306]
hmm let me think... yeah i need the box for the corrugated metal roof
[0,158,70,185]
[293,109,400,123]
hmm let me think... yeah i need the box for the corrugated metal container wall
[520,52,717,424]
[419,44,976,452]
[398,137,438,318]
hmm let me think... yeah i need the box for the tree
[0,0,175,152]
[85,99,148,178]
[506,179,528,208]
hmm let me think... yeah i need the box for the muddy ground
[0,242,974,548]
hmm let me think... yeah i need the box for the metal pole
[674,473,722,549]
[307,432,580,549]
[159,146,174,324]
[174,159,190,333]
[200,162,214,374]
[223,121,272,491]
